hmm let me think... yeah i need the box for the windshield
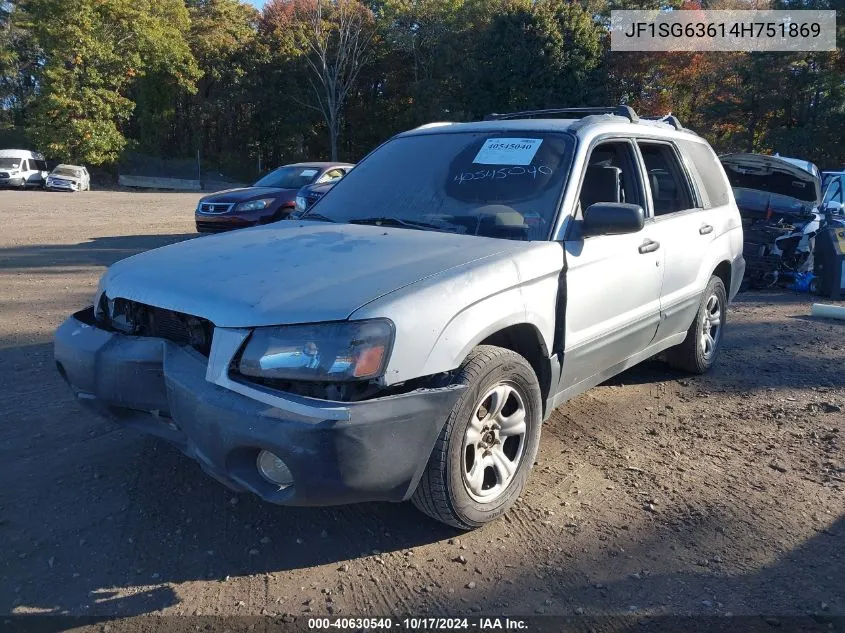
[0,158,21,169]
[253,166,322,189]
[52,167,82,178]
[304,131,575,240]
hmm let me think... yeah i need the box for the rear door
[637,139,726,341]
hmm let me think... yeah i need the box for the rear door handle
[638,239,660,254]
[699,223,714,235]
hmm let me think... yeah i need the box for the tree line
[1,0,843,180]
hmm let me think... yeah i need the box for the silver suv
[55,107,745,529]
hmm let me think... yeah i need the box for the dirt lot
[1,190,843,628]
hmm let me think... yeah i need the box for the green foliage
[19,0,200,165]
[1,1,39,128]
[2,0,844,171]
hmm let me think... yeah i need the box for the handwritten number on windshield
[454,165,553,185]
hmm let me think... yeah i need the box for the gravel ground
[0,190,843,630]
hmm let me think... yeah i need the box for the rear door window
[637,142,696,216]
[319,169,345,183]
[677,140,730,208]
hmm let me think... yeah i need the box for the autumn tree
[264,0,377,160]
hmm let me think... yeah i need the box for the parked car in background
[195,162,354,233]
[293,166,354,215]
[56,106,744,529]
[0,149,48,189]
[46,164,90,192]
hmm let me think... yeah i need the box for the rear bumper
[54,310,463,506]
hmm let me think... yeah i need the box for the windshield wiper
[348,216,455,232]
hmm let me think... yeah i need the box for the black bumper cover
[54,310,463,506]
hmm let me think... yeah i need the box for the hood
[200,187,296,204]
[49,173,82,182]
[100,222,525,327]
[720,153,822,206]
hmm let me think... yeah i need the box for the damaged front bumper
[54,309,463,506]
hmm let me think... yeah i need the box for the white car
[46,164,90,192]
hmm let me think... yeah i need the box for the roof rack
[484,106,639,123]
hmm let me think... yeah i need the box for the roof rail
[484,106,639,124]
[642,114,684,130]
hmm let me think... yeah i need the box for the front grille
[0,172,9,179]
[196,221,234,233]
[97,295,214,356]
[199,202,234,214]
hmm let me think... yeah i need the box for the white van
[0,149,49,189]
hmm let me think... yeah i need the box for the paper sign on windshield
[300,169,319,177]
[473,138,543,166]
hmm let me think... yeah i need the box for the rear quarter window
[677,139,731,208]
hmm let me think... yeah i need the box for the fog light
[256,450,294,487]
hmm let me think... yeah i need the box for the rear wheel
[411,345,542,530]
[666,275,727,374]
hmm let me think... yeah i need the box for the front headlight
[295,195,307,211]
[238,320,394,382]
[234,198,274,212]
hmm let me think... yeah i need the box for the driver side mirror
[582,203,645,237]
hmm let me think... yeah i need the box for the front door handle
[699,223,714,235]
[638,239,660,254]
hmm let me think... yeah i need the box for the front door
[560,140,664,391]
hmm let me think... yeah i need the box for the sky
[246,0,265,7]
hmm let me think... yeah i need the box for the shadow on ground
[0,234,196,270]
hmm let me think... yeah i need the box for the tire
[411,345,542,530]
[666,275,727,374]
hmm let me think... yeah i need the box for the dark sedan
[195,162,353,233]
[294,178,346,215]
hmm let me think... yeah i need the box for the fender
[350,242,563,385]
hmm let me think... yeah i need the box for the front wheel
[666,275,727,374]
[411,345,542,530]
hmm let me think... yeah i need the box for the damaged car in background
[46,164,91,192]
[721,153,827,289]
[55,106,745,529]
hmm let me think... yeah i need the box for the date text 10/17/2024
[307,617,530,630]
